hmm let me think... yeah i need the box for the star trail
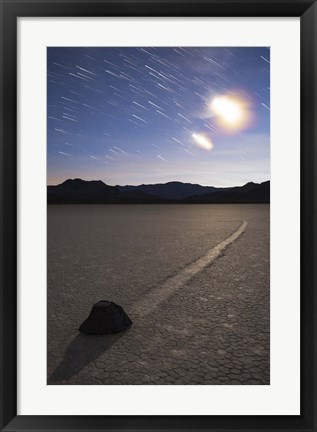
[47,47,270,187]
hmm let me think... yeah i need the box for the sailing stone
[79,300,132,335]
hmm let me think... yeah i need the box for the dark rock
[79,301,132,335]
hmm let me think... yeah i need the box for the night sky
[47,47,270,187]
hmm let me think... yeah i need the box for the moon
[210,95,252,132]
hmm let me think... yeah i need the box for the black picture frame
[0,0,316,431]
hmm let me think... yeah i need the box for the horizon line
[47,177,271,188]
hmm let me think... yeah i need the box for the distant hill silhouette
[48,179,160,204]
[118,181,217,200]
[48,179,270,204]
[188,181,270,203]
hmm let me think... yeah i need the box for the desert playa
[48,204,269,385]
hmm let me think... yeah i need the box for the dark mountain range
[118,181,217,200]
[47,179,159,204]
[48,178,270,204]
[188,181,270,203]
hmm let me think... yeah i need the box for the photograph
[47,46,270,385]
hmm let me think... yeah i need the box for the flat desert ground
[47,204,270,385]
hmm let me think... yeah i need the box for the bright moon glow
[192,133,213,151]
[212,98,242,123]
[210,95,252,132]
